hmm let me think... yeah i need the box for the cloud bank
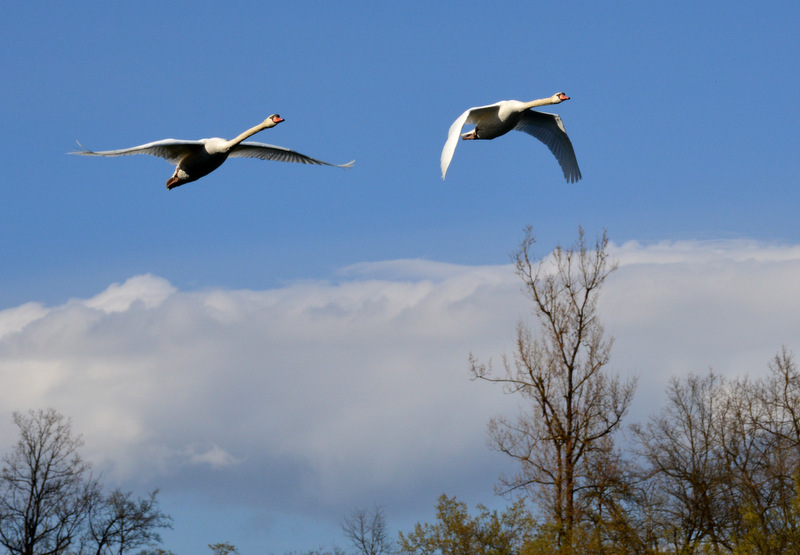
[1,239,799,537]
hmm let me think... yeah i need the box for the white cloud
[1,240,799,520]
[603,239,800,418]
[610,238,800,265]
[83,274,177,313]
[0,262,522,511]
[187,444,242,469]
[0,302,48,339]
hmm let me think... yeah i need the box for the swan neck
[522,97,557,110]
[225,122,269,150]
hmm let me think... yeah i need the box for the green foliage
[209,542,240,555]
[397,494,536,554]
[281,548,347,555]
[729,472,800,554]
[397,494,651,555]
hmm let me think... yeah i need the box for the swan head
[264,114,284,127]
[553,92,570,103]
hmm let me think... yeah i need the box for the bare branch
[472,227,635,548]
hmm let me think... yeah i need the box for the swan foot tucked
[166,176,182,190]
[461,130,477,140]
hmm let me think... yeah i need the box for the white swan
[72,114,354,190]
[440,93,581,182]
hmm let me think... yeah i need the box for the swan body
[440,92,581,183]
[72,114,354,189]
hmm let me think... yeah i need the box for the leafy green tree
[397,494,536,554]
[282,548,347,555]
[209,542,239,555]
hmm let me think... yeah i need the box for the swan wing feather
[440,103,503,179]
[514,110,581,183]
[229,142,354,168]
[70,139,204,164]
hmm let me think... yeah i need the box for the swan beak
[272,116,285,123]
[558,93,570,101]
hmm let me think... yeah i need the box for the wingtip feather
[69,140,90,155]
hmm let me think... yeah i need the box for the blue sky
[1,2,799,554]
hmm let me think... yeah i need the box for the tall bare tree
[470,227,636,549]
[631,350,800,552]
[0,409,101,555]
[342,505,392,555]
[83,488,172,555]
[632,372,734,553]
[729,348,800,552]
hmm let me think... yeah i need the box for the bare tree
[83,488,172,555]
[342,505,392,555]
[632,372,734,553]
[470,227,636,549]
[735,347,800,551]
[760,347,800,452]
[631,351,800,552]
[0,409,102,555]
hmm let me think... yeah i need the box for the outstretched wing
[440,103,501,179]
[514,111,582,183]
[230,142,354,168]
[70,139,205,164]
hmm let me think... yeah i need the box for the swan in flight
[440,93,581,183]
[72,114,354,189]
